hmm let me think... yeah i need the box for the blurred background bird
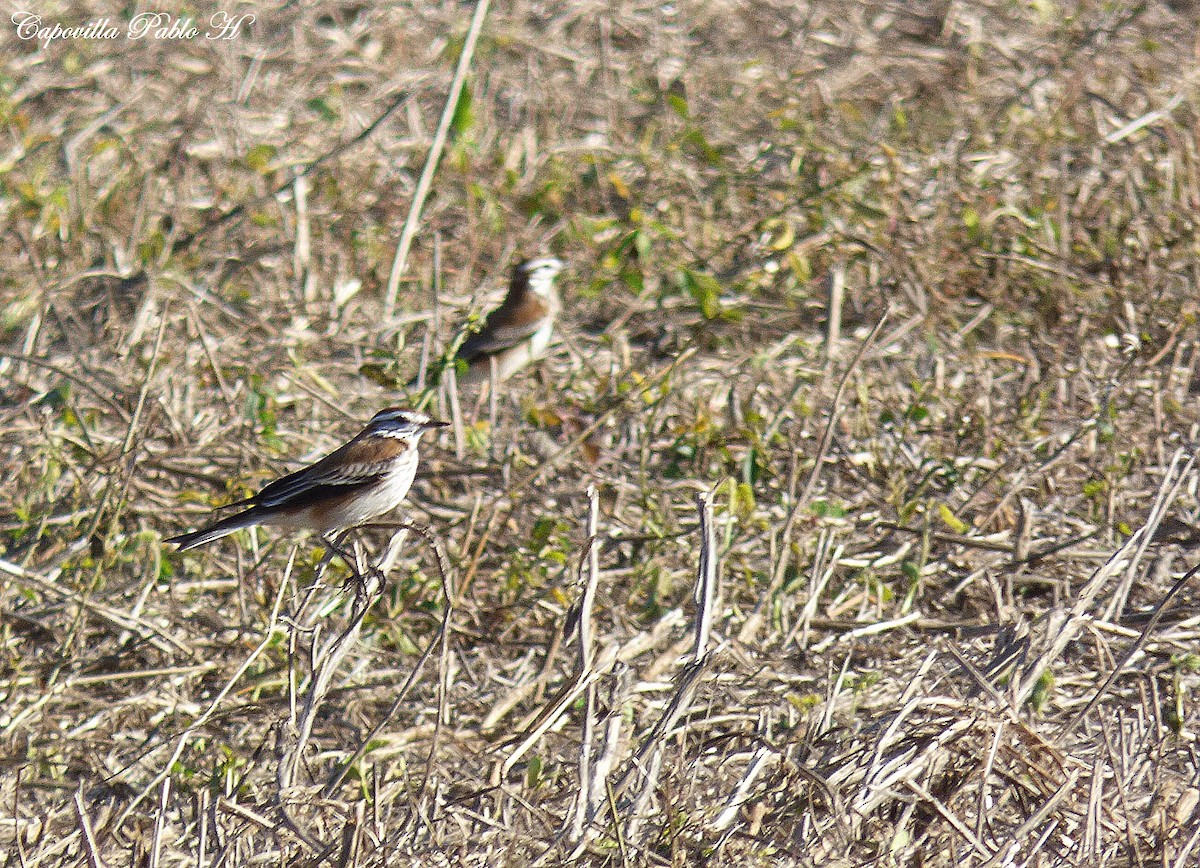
[420,257,564,390]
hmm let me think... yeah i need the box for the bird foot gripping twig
[316,531,387,606]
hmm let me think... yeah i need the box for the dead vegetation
[3,1,1200,865]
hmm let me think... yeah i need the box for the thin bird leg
[322,530,389,602]
[319,530,359,574]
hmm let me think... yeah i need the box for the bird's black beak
[424,419,451,430]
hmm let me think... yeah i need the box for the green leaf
[937,503,969,535]
[766,218,795,251]
[732,481,756,520]
[244,144,277,173]
[450,85,474,140]
[307,96,339,123]
[530,517,556,548]
[34,382,71,410]
[245,374,281,449]
[633,229,651,261]
[525,754,543,788]
[681,268,722,319]
[1,292,40,334]
[358,362,403,388]
[682,127,722,165]
[1029,670,1054,713]
[811,500,847,519]
[137,230,165,264]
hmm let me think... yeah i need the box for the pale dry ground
[3,2,1200,866]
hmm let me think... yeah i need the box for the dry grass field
[3,1,1200,865]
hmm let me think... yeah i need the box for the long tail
[166,510,259,550]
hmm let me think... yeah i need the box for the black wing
[251,459,392,509]
[457,316,545,361]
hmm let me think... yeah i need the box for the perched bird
[446,257,563,386]
[167,408,448,550]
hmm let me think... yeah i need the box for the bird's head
[515,257,564,302]
[365,408,450,441]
